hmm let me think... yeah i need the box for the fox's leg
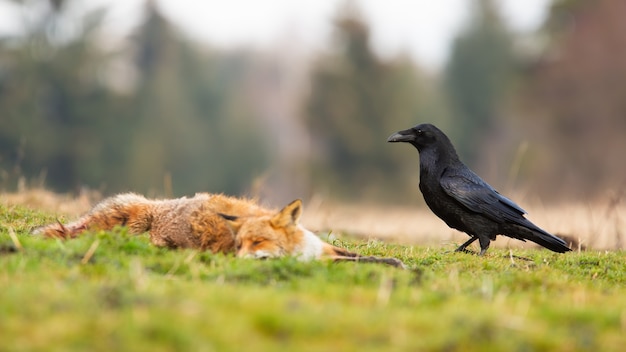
[331,255,407,269]
[33,193,154,239]
[323,243,406,269]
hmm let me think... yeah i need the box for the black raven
[387,123,571,255]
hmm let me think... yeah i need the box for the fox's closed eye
[251,239,264,247]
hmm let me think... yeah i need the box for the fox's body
[35,193,265,253]
[34,193,404,267]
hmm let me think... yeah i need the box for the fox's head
[235,199,321,259]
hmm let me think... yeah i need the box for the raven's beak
[387,130,414,143]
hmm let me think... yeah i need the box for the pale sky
[0,0,551,69]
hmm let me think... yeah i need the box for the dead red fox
[34,193,405,268]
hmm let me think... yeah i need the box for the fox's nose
[252,250,275,260]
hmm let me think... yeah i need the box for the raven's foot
[455,236,479,253]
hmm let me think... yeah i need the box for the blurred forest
[0,0,624,204]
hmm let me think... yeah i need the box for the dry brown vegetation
[0,188,99,216]
[303,195,625,252]
[3,188,624,251]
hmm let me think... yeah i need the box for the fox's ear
[271,199,302,228]
[217,213,239,222]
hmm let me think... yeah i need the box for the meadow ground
[1,190,626,351]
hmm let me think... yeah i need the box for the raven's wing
[440,168,571,251]
[440,168,526,224]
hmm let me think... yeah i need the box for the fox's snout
[236,246,283,259]
[237,250,272,259]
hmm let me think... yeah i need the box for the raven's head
[387,123,444,151]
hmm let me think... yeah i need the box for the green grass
[1,203,626,351]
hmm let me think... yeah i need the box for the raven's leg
[456,236,478,252]
[478,236,491,256]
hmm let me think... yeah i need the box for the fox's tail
[33,193,155,239]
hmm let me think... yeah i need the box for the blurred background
[1,0,625,206]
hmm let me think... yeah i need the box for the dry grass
[3,188,624,251]
[306,200,625,250]
[0,188,98,216]
[302,195,626,251]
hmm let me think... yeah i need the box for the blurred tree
[127,1,269,196]
[444,0,516,164]
[521,0,626,198]
[0,0,270,196]
[0,0,124,191]
[304,3,448,201]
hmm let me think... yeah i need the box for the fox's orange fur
[33,193,405,267]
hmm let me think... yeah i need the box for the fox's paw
[378,257,407,269]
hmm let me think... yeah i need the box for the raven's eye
[416,129,423,135]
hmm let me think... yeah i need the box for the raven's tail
[509,221,572,253]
